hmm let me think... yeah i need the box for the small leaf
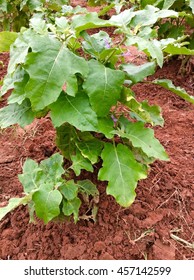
[18,159,41,193]
[62,197,81,222]
[0,99,36,128]
[76,135,103,164]
[56,123,78,160]
[70,149,93,176]
[164,44,194,55]
[163,0,177,9]
[0,31,18,52]
[50,92,99,131]
[121,61,156,84]
[7,70,29,104]
[109,8,135,26]
[141,100,164,126]
[59,180,78,200]
[153,79,194,104]
[33,184,62,224]
[83,60,125,117]
[121,88,164,126]
[126,36,163,67]
[38,153,65,184]
[98,143,147,207]
[0,196,31,221]
[77,180,99,196]
[81,30,112,57]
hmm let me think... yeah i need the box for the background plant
[0,3,193,224]
[0,0,70,31]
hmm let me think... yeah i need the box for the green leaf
[56,123,78,160]
[77,179,99,196]
[0,99,36,128]
[109,8,135,27]
[62,197,81,222]
[81,30,111,57]
[38,153,65,184]
[71,12,114,36]
[50,92,99,131]
[163,0,177,9]
[59,180,78,200]
[29,15,48,34]
[24,43,88,110]
[130,5,177,28]
[164,44,194,55]
[70,149,93,176]
[97,117,114,139]
[121,88,164,126]
[141,100,164,126]
[19,153,64,193]
[153,79,194,104]
[76,134,103,164]
[18,159,41,193]
[0,31,18,52]
[126,36,163,67]
[117,118,169,160]
[32,184,62,224]
[7,31,31,74]
[121,61,156,84]
[7,70,29,104]
[98,143,147,207]
[0,196,31,221]
[83,60,125,117]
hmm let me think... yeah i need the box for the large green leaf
[117,118,169,160]
[50,92,99,131]
[153,79,194,104]
[0,99,36,128]
[24,43,88,110]
[98,143,147,207]
[0,31,18,52]
[83,60,125,117]
[32,183,62,224]
[121,61,156,84]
